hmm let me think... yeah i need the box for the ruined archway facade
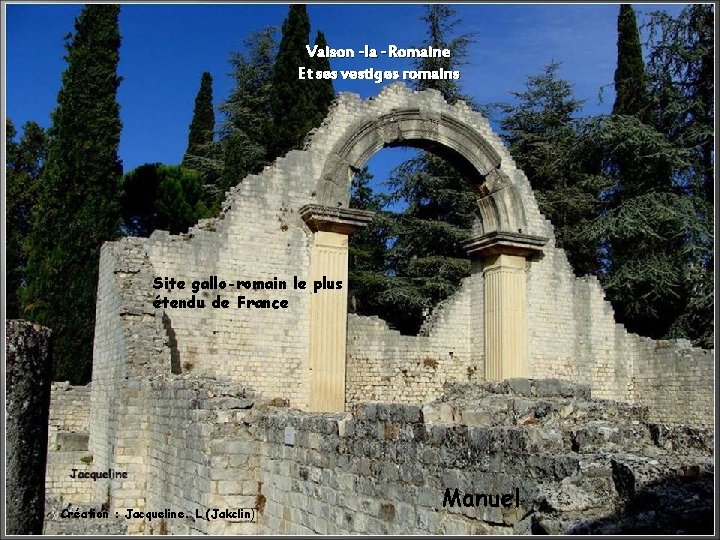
[301,93,551,411]
[89,84,712,418]
[41,83,710,533]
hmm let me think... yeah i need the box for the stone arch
[301,88,548,412]
[315,108,528,236]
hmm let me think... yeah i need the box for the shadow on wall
[565,471,713,535]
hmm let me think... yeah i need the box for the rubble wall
[45,383,94,504]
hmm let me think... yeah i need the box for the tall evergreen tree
[270,5,312,157]
[497,63,608,275]
[270,5,334,158]
[23,5,123,383]
[309,31,335,126]
[613,4,650,118]
[347,167,392,315]
[182,71,215,168]
[587,4,693,340]
[6,119,48,318]
[413,4,472,104]
[182,71,220,207]
[219,27,277,194]
[349,5,476,334]
[644,4,715,346]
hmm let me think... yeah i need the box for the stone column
[6,320,53,535]
[301,205,374,412]
[464,232,546,381]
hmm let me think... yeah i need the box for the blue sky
[6,2,689,181]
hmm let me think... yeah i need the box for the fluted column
[464,232,547,382]
[301,205,374,412]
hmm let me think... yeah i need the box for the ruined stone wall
[142,376,259,535]
[252,380,713,535]
[44,375,715,536]
[631,341,714,427]
[346,272,482,405]
[48,382,91,448]
[91,84,712,424]
[46,383,94,504]
[88,239,172,530]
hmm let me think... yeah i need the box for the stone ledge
[463,231,548,259]
[300,204,375,234]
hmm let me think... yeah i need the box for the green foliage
[22,5,123,383]
[412,5,473,105]
[347,5,476,334]
[270,5,334,158]
[383,154,475,333]
[348,167,390,315]
[182,72,221,210]
[309,31,336,126]
[219,27,277,194]
[120,163,211,236]
[613,4,650,117]
[582,5,713,345]
[6,119,48,318]
[183,72,215,166]
[643,5,714,347]
[497,62,609,275]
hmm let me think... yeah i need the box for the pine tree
[347,167,391,315]
[6,119,48,318]
[23,5,123,383]
[498,62,608,275]
[219,27,277,193]
[644,4,715,346]
[120,163,209,237]
[270,5,334,158]
[413,4,472,104]
[376,5,476,334]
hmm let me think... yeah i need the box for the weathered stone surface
[44,85,714,535]
[7,320,52,535]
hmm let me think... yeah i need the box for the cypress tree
[309,31,335,127]
[270,5,333,158]
[23,5,123,383]
[182,72,220,208]
[590,4,689,340]
[613,5,649,118]
[270,5,312,157]
[183,71,215,166]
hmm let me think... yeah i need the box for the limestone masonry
[38,84,714,534]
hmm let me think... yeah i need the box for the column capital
[463,231,548,261]
[300,204,375,235]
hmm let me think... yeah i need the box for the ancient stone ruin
[7,321,53,535]
[39,84,713,534]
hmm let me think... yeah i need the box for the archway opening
[348,144,479,335]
